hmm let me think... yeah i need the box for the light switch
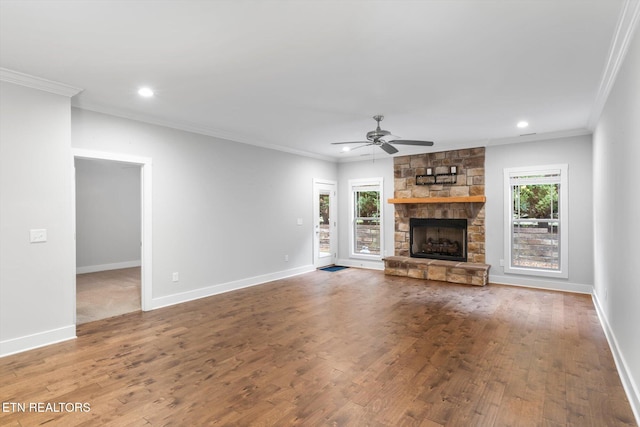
[30,229,47,243]
[296,218,303,226]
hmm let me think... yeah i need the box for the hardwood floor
[1,268,636,426]
[76,267,141,324]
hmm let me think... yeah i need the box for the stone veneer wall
[393,147,486,263]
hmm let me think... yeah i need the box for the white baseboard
[592,292,640,425]
[0,325,76,358]
[76,260,141,274]
[335,258,384,270]
[488,273,593,294]
[149,264,316,310]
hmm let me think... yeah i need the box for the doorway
[313,179,337,268]
[73,149,152,324]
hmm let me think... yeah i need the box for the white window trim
[349,177,384,260]
[503,164,568,279]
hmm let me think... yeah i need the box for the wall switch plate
[30,229,47,243]
[284,255,289,262]
[172,272,179,282]
[296,218,303,226]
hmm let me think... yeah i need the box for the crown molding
[484,128,592,147]
[0,68,83,97]
[588,0,640,130]
[71,101,337,163]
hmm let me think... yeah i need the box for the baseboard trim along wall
[488,274,593,294]
[149,264,316,311]
[335,258,384,271]
[0,325,76,358]
[76,260,141,274]
[592,292,640,425]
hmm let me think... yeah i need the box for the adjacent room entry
[313,179,337,268]
[73,149,153,324]
[75,157,141,323]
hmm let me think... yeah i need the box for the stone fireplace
[384,147,490,286]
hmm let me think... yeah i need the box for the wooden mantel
[387,195,486,204]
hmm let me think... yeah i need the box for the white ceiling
[0,0,630,161]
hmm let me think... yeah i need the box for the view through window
[350,179,383,258]
[505,165,567,277]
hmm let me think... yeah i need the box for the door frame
[313,178,337,268]
[72,148,153,314]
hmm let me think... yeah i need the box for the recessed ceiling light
[342,146,351,152]
[138,87,154,98]
[517,121,529,129]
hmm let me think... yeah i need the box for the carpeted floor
[76,267,141,324]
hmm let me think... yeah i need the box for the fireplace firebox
[410,218,467,262]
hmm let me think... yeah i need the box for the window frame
[503,164,568,278]
[349,177,384,260]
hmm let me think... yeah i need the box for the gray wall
[71,108,337,304]
[75,158,141,272]
[0,82,76,355]
[485,134,594,292]
[336,156,395,269]
[593,26,640,417]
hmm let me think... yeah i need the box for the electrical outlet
[499,259,504,267]
[172,272,179,282]
[30,229,47,243]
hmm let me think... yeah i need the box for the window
[349,178,383,259]
[504,165,568,278]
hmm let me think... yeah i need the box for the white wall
[593,25,640,419]
[0,82,76,356]
[336,156,395,269]
[75,158,141,273]
[71,108,337,307]
[485,134,594,293]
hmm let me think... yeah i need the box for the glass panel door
[313,179,337,268]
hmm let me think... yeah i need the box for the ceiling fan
[332,115,434,154]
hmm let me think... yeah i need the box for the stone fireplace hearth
[384,147,490,286]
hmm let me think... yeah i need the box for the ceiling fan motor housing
[366,128,391,142]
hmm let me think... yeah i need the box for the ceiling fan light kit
[332,115,434,154]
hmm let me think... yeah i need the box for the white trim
[349,177,384,260]
[592,292,640,425]
[76,260,141,275]
[0,325,76,358]
[336,258,384,271]
[72,148,153,311]
[0,67,83,97]
[73,103,336,163]
[489,274,592,295]
[149,265,315,310]
[503,164,568,279]
[313,178,338,268]
[588,0,640,130]
[73,148,152,165]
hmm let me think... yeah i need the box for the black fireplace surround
[410,218,467,262]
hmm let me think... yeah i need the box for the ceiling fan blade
[387,139,434,146]
[349,143,374,151]
[331,141,370,145]
[380,142,399,154]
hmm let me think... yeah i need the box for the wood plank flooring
[1,268,636,426]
